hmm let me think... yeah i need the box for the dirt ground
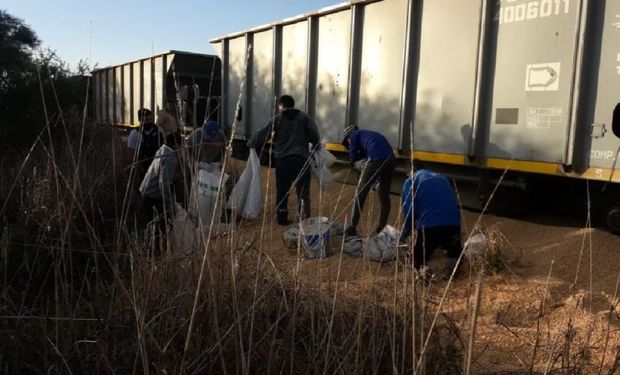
[206,160,620,374]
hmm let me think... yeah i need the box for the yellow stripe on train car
[323,143,620,183]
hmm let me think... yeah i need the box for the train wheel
[606,206,620,233]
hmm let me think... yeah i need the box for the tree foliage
[0,10,87,146]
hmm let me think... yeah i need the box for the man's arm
[306,116,320,148]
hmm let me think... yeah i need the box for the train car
[92,50,221,129]
[210,0,620,231]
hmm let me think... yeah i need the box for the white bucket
[300,217,331,259]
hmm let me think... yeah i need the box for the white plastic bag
[342,226,403,262]
[227,148,262,219]
[310,149,334,188]
[463,232,487,261]
[366,225,402,263]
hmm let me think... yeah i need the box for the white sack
[463,232,487,261]
[227,148,262,219]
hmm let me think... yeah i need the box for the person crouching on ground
[341,125,395,237]
[401,169,463,279]
[247,95,320,225]
[139,132,183,254]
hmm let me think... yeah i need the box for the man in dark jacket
[401,169,462,278]
[248,95,320,225]
[342,125,395,237]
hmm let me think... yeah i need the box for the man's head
[341,125,358,148]
[277,95,295,112]
[165,132,183,150]
[202,120,219,141]
[137,108,153,124]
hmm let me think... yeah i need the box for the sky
[3,0,340,71]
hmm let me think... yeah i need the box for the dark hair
[137,108,152,122]
[165,132,183,148]
[278,95,295,109]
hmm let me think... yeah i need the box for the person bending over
[401,169,462,278]
[341,125,395,237]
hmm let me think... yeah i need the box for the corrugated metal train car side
[92,51,221,128]
[210,0,620,229]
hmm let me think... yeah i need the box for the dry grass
[2,61,620,375]
[0,121,466,374]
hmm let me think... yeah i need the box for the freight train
[92,1,620,231]
[208,0,620,231]
[92,50,221,129]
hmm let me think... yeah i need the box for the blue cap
[202,120,219,140]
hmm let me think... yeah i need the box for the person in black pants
[138,132,183,255]
[248,95,320,225]
[341,125,395,237]
[401,169,463,278]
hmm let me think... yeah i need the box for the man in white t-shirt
[128,108,164,180]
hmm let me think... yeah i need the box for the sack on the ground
[342,226,402,262]
[283,226,301,249]
[463,232,487,261]
[343,236,365,257]
[310,149,334,188]
[189,165,229,226]
[227,148,262,219]
[366,225,401,263]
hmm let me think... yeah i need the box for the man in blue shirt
[186,116,227,164]
[341,125,395,237]
[401,169,462,277]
